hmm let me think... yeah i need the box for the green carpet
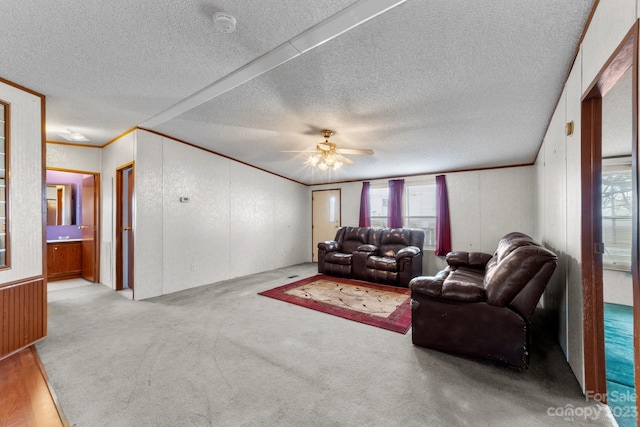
[604,303,636,427]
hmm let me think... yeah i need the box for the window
[369,186,388,229]
[368,178,436,249]
[602,159,632,271]
[404,181,436,248]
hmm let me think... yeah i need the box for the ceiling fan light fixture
[309,150,342,171]
[299,128,372,171]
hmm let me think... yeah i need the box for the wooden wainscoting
[0,276,47,360]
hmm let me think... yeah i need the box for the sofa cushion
[366,256,398,272]
[340,227,370,254]
[379,228,413,257]
[325,252,352,265]
[441,267,486,301]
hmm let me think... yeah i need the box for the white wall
[581,0,637,93]
[311,166,536,276]
[565,49,586,389]
[46,143,102,173]
[132,130,310,300]
[0,81,43,282]
[604,269,634,305]
[133,130,163,299]
[539,88,569,357]
[535,0,639,392]
[100,132,135,288]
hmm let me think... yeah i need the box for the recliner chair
[409,232,557,368]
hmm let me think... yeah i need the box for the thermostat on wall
[179,197,190,203]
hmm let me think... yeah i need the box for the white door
[312,189,341,262]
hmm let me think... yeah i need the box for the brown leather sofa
[318,226,425,287]
[409,232,557,368]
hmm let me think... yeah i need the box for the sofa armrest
[397,245,421,259]
[410,269,450,297]
[318,241,340,252]
[441,280,486,302]
[446,251,492,269]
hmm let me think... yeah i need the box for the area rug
[259,275,412,334]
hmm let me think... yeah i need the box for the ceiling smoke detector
[212,12,236,33]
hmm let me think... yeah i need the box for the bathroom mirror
[46,183,75,225]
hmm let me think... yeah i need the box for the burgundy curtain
[387,179,404,228]
[435,175,452,256]
[359,182,371,227]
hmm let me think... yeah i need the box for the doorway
[116,163,134,294]
[581,23,639,423]
[45,168,100,283]
[312,189,341,262]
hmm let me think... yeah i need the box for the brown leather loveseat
[318,226,425,287]
[409,232,557,368]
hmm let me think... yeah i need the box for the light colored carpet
[37,263,616,426]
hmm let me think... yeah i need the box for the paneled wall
[311,165,536,276]
[0,278,46,357]
[119,130,311,300]
[0,80,45,360]
[46,143,102,173]
[100,132,135,288]
[564,49,586,389]
[535,0,639,391]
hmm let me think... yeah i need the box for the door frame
[46,167,100,283]
[115,162,134,292]
[581,21,639,409]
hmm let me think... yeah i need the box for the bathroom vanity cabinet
[47,240,82,281]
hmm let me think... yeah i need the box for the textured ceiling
[0,0,595,185]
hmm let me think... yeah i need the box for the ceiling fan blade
[335,154,354,165]
[336,148,374,156]
[280,150,315,153]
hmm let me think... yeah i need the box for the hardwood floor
[0,346,67,427]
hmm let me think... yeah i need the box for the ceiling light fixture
[56,129,90,142]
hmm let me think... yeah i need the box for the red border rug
[259,274,411,334]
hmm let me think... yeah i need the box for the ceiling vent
[213,12,236,33]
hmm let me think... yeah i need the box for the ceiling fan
[285,129,374,170]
